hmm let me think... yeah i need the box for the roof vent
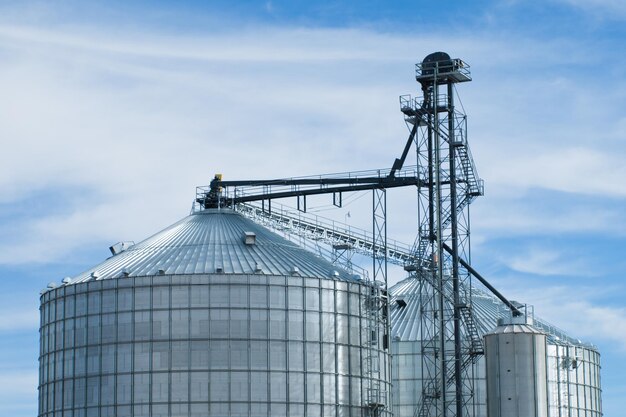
[216,266,224,273]
[109,241,135,255]
[120,269,130,277]
[329,270,340,278]
[62,277,72,285]
[157,269,166,275]
[47,282,57,289]
[290,266,300,276]
[243,232,256,245]
[254,263,263,273]
[90,271,100,279]
[396,297,407,307]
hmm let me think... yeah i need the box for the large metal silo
[388,276,602,417]
[545,339,603,417]
[38,209,391,417]
[484,317,548,417]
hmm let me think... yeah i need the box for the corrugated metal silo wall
[38,273,392,417]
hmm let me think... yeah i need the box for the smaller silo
[484,316,549,417]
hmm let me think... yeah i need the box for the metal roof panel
[69,209,356,283]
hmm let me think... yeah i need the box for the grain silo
[38,208,392,417]
[37,51,603,417]
[484,316,549,417]
[388,276,602,417]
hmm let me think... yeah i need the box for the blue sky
[1,0,625,415]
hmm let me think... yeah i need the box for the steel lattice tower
[400,52,484,417]
[196,52,487,417]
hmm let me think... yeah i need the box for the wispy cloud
[479,147,626,198]
[0,24,412,264]
[472,195,626,238]
[0,20,624,271]
[0,371,38,408]
[0,24,415,63]
[506,246,584,276]
[505,284,626,351]
[0,4,623,417]
[0,309,38,332]
[554,0,626,18]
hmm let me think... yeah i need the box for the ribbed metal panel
[388,276,602,417]
[38,208,392,417]
[38,271,392,417]
[485,319,549,417]
[389,277,593,348]
[69,209,357,284]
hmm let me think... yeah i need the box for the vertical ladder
[364,283,388,416]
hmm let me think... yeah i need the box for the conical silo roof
[68,208,356,284]
[389,276,595,349]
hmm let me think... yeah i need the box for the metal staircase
[444,305,484,386]
[400,94,484,275]
[456,140,484,199]
[459,304,484,356]
[402,56,482,417]
[415,380,440,417]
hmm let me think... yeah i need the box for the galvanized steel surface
[484,320,549,417]
[67,209,356,284]
[38,207,393,417]
[388,277,602,417]
[38,274,391,417]
[389,277,595,348]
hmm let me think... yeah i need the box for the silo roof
[486,322,545,336]
[68,209,357,284]
[389,276,596,349]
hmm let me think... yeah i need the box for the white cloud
[0,24,414,63]
[0,308,39,331]
[0,371,38,408]
[472,196,626,238]
[505,284,626,351]
[0,7,622,417]
[0,22,624,267]
[479,146,626,198]
[504,246,594,276]
[555,0,626,17]
[0,26,414,262]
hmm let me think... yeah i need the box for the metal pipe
[390,122,419,177]
[200,178,424,208]
[447,82,464,417]
[441,243,523,316]
[432,72,448,417]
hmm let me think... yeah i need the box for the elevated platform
[416,58,471,84]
